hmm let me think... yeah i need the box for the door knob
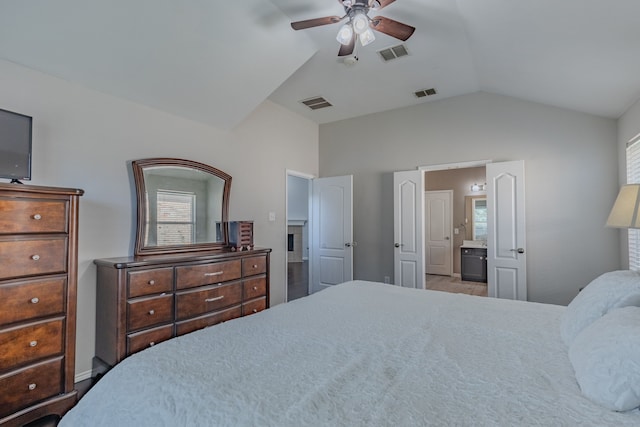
[510,248,525,254]
[345,243,351,247]
[445,236,450,240]
[394,243,401,248]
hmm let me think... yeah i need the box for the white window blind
[156,190,196,245]
[627,139,640,270]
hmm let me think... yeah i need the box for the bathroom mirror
[132,158,231,256]
[465,195,488,241]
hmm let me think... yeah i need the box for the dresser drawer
[0,318,64,370]
[175,260,241,290]
[243,276,267,300]
[0,199,67,234]
[0,277,65,325]
[127,294,174,332]
[242,255,267,277]
[243,297,267,316]
[128,267,173,298]
[0,357,63,417]
[127,324,174,356]
[175,281,243,320]
[0,237,67,280]
[175,305,242,336]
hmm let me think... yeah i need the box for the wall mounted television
[0,108,32,183]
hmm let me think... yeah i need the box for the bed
[60,277,640,426]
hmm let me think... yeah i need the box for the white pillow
[568,306,640,411]
[560,270,640,346]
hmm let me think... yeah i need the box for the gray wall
[319,91,620,305]
[0,59,319,380]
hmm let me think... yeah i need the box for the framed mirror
[132,158,231,256]
[464,195,488,242]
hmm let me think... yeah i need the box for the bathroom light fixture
[470,183,486,192]
[606,184,640,228]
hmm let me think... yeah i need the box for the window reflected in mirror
[472,198,487,240]
[132,158,231,256]
[465,195,487,242]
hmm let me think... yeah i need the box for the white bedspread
[60,280,640,426]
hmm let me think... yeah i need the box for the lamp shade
[359,28,376,46]
[606,184,640,228]
[336,24,353,45]
[352,12,369,34]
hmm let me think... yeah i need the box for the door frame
[285,169,314,302]
[417,160,492,286]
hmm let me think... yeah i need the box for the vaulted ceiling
[1,1,639,129]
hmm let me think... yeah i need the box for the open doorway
[424,165,487,282]
[393,159,524,293]
[286,172,312,302]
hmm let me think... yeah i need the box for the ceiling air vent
[300,96,332,110]
[378,44,409,62]
[414,88,437,98]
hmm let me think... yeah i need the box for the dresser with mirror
[93,158,270,372]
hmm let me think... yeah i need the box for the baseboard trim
[74,369,93,383]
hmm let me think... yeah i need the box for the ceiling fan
[290,0,415,57]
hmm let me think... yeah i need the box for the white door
[393,170,425,288]
[486,160,527,300]
[311,175,353,293]
[425,190,452,276]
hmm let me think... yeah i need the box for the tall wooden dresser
[0,183,83,426]
[93,248,270,371]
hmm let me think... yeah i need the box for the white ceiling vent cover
[378,44,409,62]
[300,96,333,110]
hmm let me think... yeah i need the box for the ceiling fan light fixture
[369,0,381,10]
[359,28,376,46]
[352,12,369,35]
[336,24,354,45]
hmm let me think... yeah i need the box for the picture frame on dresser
[93,159,271,375]
[0,183,83,426]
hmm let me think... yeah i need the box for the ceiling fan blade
[291,16,343,30]
[338,34,356,57]
[370,16,415,41]
[369,0,396,10]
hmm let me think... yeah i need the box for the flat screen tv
[0,108,32,183]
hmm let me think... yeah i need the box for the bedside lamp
[606,184,640,228]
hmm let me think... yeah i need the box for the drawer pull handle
[149,341,155,347]
[252,309,258,313]
[33,214,42,220]
[204,271,223,277]
[148,309,155,315]
[205,296,224,303]
[253,286,258,291]
[31,297,39,304]
[148,280,155,285]
[253,264,258,268]
[28,383,37,391]
[30,340,38,347]
[31,254,40,261]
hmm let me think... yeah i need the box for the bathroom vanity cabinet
[461,247,487,283]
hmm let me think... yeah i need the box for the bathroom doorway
[424,165,487,281]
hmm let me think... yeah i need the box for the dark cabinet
[461,247,487,283]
